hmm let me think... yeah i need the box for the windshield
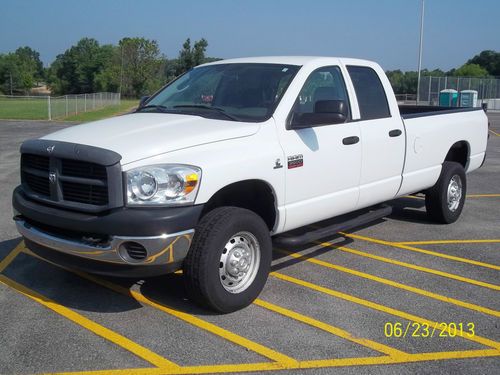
[141,63,300,122]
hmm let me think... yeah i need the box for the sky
[0,0,498,72]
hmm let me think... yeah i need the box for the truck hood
[42,113,260,164]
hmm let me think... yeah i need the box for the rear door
[345,65,405,208]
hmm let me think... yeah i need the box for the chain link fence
[417,76,500,110]
[0,92,121,120]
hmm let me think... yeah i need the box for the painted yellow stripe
[24,248,298,368]
[0,240,24,273]
[38,349,500,375]
[397,239,500,245]
[275,248,500,317]
[326,243,500,291]
[271,272,500,351]
[489,129,500,137]
[341,232,500,271]
[0,274,178,369]
[254,299,406,357]
[300,349,500,369]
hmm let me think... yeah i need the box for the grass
[0,98,138,121]
[0,97,49,120]
[63,100,138,122]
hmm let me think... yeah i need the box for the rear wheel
[183,207,272,313]
[425,161,466,223]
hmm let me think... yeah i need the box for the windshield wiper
[136,104,170,113]
[173,105,239,121]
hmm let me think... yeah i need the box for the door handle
[389,129,402,137]
[342,136,360,145]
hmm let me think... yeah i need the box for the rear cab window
[347,66,391,120]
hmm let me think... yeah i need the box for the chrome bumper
[15,219,193,266]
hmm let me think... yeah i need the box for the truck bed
[399,105,484,119]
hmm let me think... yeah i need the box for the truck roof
[200,56,376,67]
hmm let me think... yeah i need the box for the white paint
[41,56,489,234]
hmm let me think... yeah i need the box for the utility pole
[416,0,425,104]
[119,44,124,96]
[9,71,13,95]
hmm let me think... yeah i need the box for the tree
[48,38,113,94]
[467,50,500,76]
[175,38,209,76]
[0,46,44,94]
[117,37,166,97]
[454,63,489,77]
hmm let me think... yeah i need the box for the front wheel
[425,161,466,224]
[183,207,272,313]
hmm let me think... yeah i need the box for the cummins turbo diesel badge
[287,154,303,169]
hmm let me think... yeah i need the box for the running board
[273,205,392,247]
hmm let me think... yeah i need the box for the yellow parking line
[0,240,24,273]
[276,248,500,317]
[24,248,298,368]
[30,348,500,375]
[341,233,500,271]
[271,272,500,351]
[322,243,500,291]
[0,274,178,369]
[489,129,500,137]
[397,239,500,245]
[254,298,406,357]
[300,349,500,369]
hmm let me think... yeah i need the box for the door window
[290,66,350,123]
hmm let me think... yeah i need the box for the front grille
[22,154,50,171]
[61,159,107,180]
[62,181,108,205]
[24,173,50,196]
[21,153,114,210]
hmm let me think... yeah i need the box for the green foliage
[117,37,165,97]
[454,63,489,77]
[0,47,44,94]
[467,50,500,76]
[47,38,114,95]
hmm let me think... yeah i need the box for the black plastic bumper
[12,186,204,237]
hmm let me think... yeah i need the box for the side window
[291,66,350,120]
[346,66,390,120]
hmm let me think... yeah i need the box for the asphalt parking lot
[0,115,499,375]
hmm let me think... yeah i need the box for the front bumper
[13,187,203,277]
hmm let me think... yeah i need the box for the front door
[277,66,362,232]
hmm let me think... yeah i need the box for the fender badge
[287,154,303,169]
[273,158,283,169]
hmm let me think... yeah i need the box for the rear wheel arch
[444,141,470,169]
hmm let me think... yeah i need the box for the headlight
[126,164,201,206]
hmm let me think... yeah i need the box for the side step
[273,205,392,247]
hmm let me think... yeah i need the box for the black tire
[183,207,272,313]
[425,161,466,224]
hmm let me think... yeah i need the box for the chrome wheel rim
[447,175,462,212]
[219,231,260,294]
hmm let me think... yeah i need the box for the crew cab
[12,57,488,312]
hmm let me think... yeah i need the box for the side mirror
[289,100,348,129]
[138,95,150,108]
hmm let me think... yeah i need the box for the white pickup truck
[13,56,488,312]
